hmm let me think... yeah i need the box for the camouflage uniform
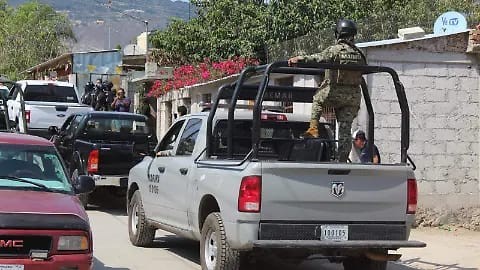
[297,39,366,162]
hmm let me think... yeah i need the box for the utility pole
[144,20,149,62]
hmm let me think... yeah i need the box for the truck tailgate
[27,101,92,129]
[260,163,409,222]
[98,142,144,175]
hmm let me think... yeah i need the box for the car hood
[0,190,87,221]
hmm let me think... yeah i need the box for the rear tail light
[407,179,417,214]
[25,110,31,124]
[261,113,287,121]
[238,175,262,213]
[87,150,99,174]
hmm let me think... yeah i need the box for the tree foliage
[0,0,75,80]
[151,0,480,65]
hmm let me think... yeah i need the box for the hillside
[8,0,191,51]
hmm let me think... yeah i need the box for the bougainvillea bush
[147,57,260,98]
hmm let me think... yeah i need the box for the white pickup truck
[7,80,93,138]
[126,62,426,270]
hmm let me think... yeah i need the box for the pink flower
[201,70,210,80]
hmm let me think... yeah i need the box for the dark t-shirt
[360,143,381,163]
[113,97,131,112]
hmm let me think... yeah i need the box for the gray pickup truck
[126,62,426,270]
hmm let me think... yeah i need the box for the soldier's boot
[304,120,319,138]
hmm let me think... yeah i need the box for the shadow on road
[151,235,200,265]
[394,257,479,270]
[94,257,131,270]
[86,188,127,216]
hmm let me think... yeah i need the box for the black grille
[0,236,52,257]
[259,223,406,241]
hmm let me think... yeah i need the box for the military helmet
[335,19,357,39]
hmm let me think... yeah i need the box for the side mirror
[48,126,59,135]
[74,175,95,194]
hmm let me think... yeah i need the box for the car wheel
[343,256,387,270]
[200,212,243,270]
[72,168,89,209]
[128,190,155,246]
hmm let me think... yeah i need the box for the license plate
[0,265,24,270]
[320,225,348,241]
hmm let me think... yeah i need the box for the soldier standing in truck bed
[288,19,367,162]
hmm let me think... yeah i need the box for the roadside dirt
[394,227,480,270]
[415,207,480,231]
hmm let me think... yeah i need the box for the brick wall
[363,50,480,209]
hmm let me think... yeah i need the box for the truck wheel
[128,190,155,247]
[200,212,242,270]
[343,256,387,270]
[71,168,89,209]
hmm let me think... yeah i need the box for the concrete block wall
[364,56,480,209]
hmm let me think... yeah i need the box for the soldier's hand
[288,56,303,66]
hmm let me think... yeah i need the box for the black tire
[128,190,155,247]
[200,212,242,270]
[343,256,387,270]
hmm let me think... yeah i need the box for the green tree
[151,0,480,65]
[152,0,268,64]
[0,1,75,80]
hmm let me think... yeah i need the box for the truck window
[24,84,79,103]
[80,115,150,139]
[156,120,185,152]
[176,118,202,156]
[68,115,83,134]
[60,115,76,132]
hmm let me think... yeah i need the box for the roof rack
[205,61,410,163]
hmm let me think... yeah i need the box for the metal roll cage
[205,61,411,165]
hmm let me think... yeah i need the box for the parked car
[126,62,426,270]
[0,132,95,269]
[7,80,93,138]
[50,111,157,207]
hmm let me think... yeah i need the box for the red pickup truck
[0,133,95,270]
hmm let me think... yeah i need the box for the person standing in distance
[288,19,367,162]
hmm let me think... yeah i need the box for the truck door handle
[179,168,188,175]
[158,167,165,173]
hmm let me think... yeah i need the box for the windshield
[0,145,72,193]
[80,115,150,139]
[24,84,79,103]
